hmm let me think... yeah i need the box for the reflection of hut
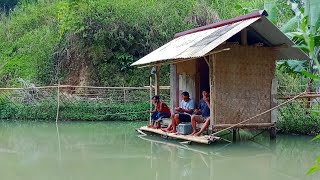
[132,10,309,139]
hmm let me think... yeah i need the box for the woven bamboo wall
[213,45,276,125]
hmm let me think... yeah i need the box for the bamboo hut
[132,10,309,142]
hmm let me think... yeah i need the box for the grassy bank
[0,100,150,121]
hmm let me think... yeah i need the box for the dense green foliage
[0,0,219,87]
[0,0,295,87]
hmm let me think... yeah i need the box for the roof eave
[174,10,268,38]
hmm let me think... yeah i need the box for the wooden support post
[209,55,215,128]
[155,66,160,96]
[203,56,209,66]
[269,134,276,149]
[149,76,153,123]
[170,64,179,112]
[241,29,247,46]
[271,79,277,123]
[123,89,127,102]
[270,126,276,140]
[233,129,237,142]
[271,79,277,140]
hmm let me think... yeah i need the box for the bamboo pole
[213,123,275,129]
[278,94,320,99]
[0,85,170,90]
[144,86,170,89]
[55,82,60,123]
[212,91,306,136]
[149,76,153,123]
[99,111,147,116]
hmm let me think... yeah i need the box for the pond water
[0,121,319,180]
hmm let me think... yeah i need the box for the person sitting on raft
[147,95,171,129]
[191,89,210,136]
[162,91,195,133]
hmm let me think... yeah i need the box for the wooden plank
[139,126,212,144]
[205,48,231,56]
[213,123,274,130]
[144,86,170,89]
[137,57,197,68]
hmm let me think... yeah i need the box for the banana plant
[287,13,320,73]
[275,0,320,78]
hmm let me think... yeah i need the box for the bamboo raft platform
[137,126,220,144]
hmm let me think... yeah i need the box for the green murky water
[0,121,319,180]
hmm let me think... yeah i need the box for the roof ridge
[174,10,268,38]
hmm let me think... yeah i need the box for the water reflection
[0,121,319,180]
[138,131,320,180]
[55,122,62,161]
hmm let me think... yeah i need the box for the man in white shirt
[162,91,195,133]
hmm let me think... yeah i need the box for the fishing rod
[100,111,149,116]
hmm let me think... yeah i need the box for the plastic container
[177,123,193,135]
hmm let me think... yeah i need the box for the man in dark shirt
[191,90,210,136]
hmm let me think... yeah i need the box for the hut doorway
[198,58,210,99]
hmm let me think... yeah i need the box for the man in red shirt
[147,95,171,129]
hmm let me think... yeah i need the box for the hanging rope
[211,91,307,136]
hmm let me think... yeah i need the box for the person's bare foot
[162,127,173,132]
[161,128,169,132]
[190,131,197,136]
[195,132,201,136]
[168,130,176,133]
